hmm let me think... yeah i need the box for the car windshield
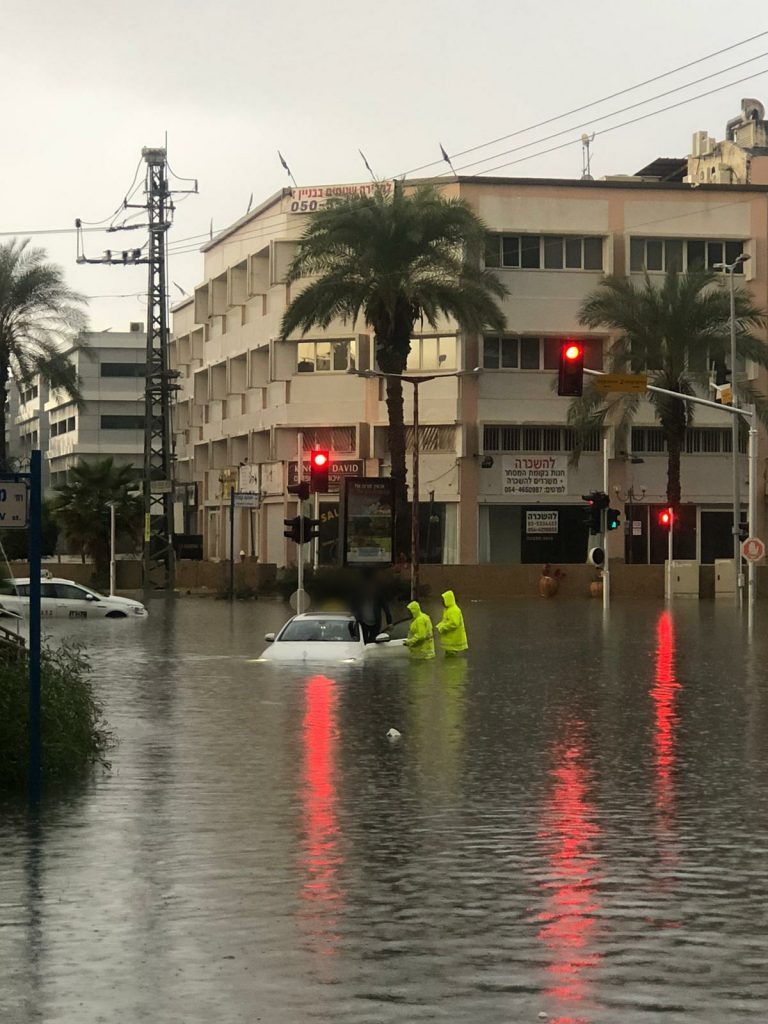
[280,618,359,642]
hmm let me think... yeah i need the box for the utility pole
[76,148,197,593]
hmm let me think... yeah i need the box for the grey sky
[2,0,767,332]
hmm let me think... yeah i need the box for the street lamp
[714,252,750,605]
[350,366,480,598]
[106,501,117,596]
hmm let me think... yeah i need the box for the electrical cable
[398,28,768,177]
[79,156,145,225]
[447,50,768,177]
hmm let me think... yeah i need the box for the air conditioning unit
[691,131,712,157]
[129,321,144,333]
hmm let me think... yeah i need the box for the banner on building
[282,181,393,215]
[342,477,394,566]
[289,458,363,493]
[502,455,568,497]
[525,510,559,535]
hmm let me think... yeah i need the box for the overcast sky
[2,0,767,332]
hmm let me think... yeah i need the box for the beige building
[171,104,768,568]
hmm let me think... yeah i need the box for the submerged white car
[0,577,148,620]
[258,613,408,663]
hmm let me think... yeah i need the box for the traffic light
[283,516,302,543]
[301,516,321,542]
[739,519,749,542]
[606,508,621,531]
[558,340,584,397]
[582,491,609,535]
[310,449,330,493]
[288,480,310,501]
[658,507,673,529]
[713,360,731,386]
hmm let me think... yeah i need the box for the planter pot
[539,576,559,599]
[590,580,603,599]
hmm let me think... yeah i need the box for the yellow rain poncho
[404,600,435,660]
[435,590,468,654]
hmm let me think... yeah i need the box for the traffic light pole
[602,433,610,612]
[297,431,305,614]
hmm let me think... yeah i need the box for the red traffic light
[311,450,328,468]
[658,508,673,528]
[563,342,583,362]
[310,449,330,494]
[558,340,584,397]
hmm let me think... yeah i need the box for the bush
[0,642,112,790]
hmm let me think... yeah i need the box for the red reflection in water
[651,611,681,878]
[299,674,343,954]
[538,721,601,1024]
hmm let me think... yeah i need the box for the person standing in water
[404,600,435,660]
[435,590,468,656]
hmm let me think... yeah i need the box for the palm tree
[52,459,142,580]
[280,185,507,529]
[0,238,88,465]
[569,268,768,506]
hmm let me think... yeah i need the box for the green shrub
[0,642,112,791]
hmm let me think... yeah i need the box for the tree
[0,238,88,465]
[568,268,768,507]
[51,459,142,580]
[280,185,507,533]
[0,500,59,560]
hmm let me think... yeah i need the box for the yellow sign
[144,513,151,543]
[593,373,648,394]
[715,384,733,405]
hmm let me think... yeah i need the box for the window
[302,427,356,453]
[485,234,604,271]
[296,339,356,373]
[631,426,746,454]
[404,426,456,452]
[406,335,457,372]
[100,363,145,377]
[483,425,600,453]
[483,336,603,371]
[101,415,145,430]
[20,384,39,403]
[52,584,89,600]
[50,417,76,437]
[630,238,747,273]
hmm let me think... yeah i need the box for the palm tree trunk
[666,436,682,508]
[0,352,8,468]
[384,373,409,551]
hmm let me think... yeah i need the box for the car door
[51,583,96,618]
[39,582,61,618]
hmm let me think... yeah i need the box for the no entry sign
[741,536,765,562]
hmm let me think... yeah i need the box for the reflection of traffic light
[558,341,584,397]
[283,516,302,543]
[582,491,609,534]
[288,480,310,501]
[310,450,330,493]
[658,507,673,529]
[606,508,621,531]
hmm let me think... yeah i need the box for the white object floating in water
[538,1014,549,1021]
[386,728,402,741]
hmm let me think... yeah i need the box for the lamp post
[350,367,477,599]
[714,252,750,606]
[107,501,117,596]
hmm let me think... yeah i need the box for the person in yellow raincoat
[435,590,468,655]
[404,600,435,660]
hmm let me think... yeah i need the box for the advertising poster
[343,477,394,566]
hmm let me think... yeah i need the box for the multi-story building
[7,325,147,491]
[171,103,768,568]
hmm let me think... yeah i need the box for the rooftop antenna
[278,151,298,190]
[581,133,595,180]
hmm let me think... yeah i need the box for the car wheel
[105,611,127,619]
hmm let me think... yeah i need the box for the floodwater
[2,596,768,1024]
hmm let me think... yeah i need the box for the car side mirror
[85,594,97,601]
[264,632,275,643]
[374,632,390,644]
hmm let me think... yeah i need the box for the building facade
[7,326,147,491]
[171,108,768,568]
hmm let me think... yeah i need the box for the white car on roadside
[257,612,408,663]
[0,577,148,620]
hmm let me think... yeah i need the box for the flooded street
[2,596,768,1023]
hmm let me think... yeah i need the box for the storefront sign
[342,477,394,566]
[282,181,393,215]
[502,456,568,497]
[289,459,363,493]
[526,510,559,535]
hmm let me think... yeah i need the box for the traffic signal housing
[582,491,609,535]
[310,449,330,493]
[658,507,673,530]
[288,480,310,501]
[301,516,321,542]
[558,340,584,397]
[283,516,302,543]
[606,508,621,531]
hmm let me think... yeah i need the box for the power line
[451,49,768,176]
[467,64,768,178]
[398,28,768,178]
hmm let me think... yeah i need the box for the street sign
[151,479,173,494]
[0,482,28,529]
[741,536,765,562]
[234,491,260,509]
[593,373,648,394]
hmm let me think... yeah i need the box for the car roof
[5,578,88,586]
[291,612,355,620]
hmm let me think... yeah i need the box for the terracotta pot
[539,576,559,599]
[590,580,603,599]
